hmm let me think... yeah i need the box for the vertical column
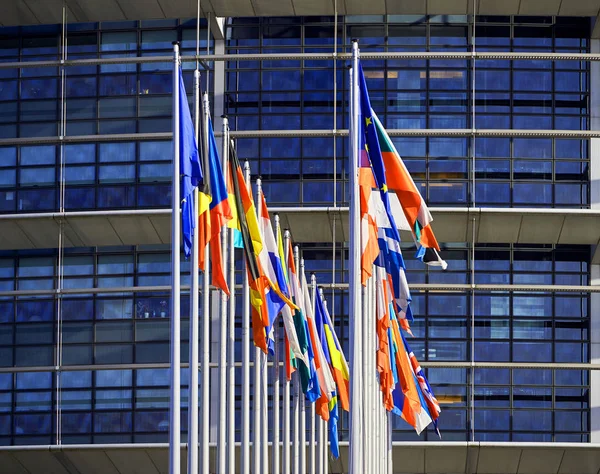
[590,38,600,442]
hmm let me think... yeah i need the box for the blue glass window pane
[98,186,135,208]
[21,79,58,99]
[0,169,15,188]
[99,165,135,183]
[141,30,177,50]
[65,188,96,209]
[20,101,58,122]
[20,145,56,165]
[96,299,133,320]
[513,71,552,91]
[101,32,137,52]
[20,168,55,186]
[62,299,93,321]
[67,98,97,120]
[94,412,132,433]
[99,142,136,163]
[66,77,96,97]
[16,300,53,322]
[512,410,552,431]
[139,141,171,161]
[18,189,56,211]
[0,147,16,167]
[16,372,52,389]
[14,414,51,435]
[513,183,552,204]
[263,70,301,91]
[139,74,171,94]
[99,97,136,118]
[99,75,137,96]
[0,81,17,101]
[63,144,94,164]
[513,342,552,362]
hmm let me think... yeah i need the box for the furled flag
[258,189,297,353]
[303,273,336,420]
[277,225,309,375]
[228,145,270,352]
[287,246,317,399]
[375,266,395,412]
[197,114,232,293]
[178,67,203,258]
[315,289,350,412]
[328,392,340,459]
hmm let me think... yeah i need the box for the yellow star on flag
[365,117,372,126]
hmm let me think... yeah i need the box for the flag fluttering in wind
[315,289,350,412]
[228,143,270,352]
[197,114,232,293]
[178,67,203,258]
[258,189,297,354]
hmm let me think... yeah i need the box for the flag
[389,310,433,435]
[303,272,335,420]
[328,392,340,459]
[197,115,232,293]
[403,333,442,437]
[315,289,350,412]
[258,189,298,354]
[371,112,447,269]
[287,244,316,398]
[375,266,395,412]
[228,144,270,352]
[277,224,309,373]
[226,141,244,249]
[178,67,203,258]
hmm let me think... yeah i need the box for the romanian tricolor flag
[228,144,269,353]
[198,116,232,294]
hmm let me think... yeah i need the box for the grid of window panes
[0,19,212,213]
[226,16,589,207]
[0,244,590,443]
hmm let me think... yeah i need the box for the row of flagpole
[172,34,447,474]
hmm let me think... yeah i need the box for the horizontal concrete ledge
[1,207,599,250]
[2,441,600,474]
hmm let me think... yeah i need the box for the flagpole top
[221,114,228,119]
[351,38,358,43]
[172,41,180,46]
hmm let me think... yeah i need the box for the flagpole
[348,39,364,474]
[200,91,211,474]
[273,214,282,474]
[365,271,373,473]
[169,41,182,474]
[309,273,318,474]
[253,176,263,474]
[256,177,269,473]
[217,117,230,474]
[282,229,292,474]
[293,246,301,474]
[241,160,251,474]
[187,67,201,474]
[320,288,329,474]
[225,120,236,472]
[299,257,307,474]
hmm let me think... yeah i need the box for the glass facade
[0,14,594,446]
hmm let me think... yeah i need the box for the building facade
[0,8,598,459]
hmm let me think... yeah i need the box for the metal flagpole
[387,411,393,474]
[273,215,282,474]
[241,160,251,474]
[170,41,182,474]
[299,257,307,474]
[310,274,321,474]
[282,230,292,474]
[366,271,374,473]
[200,91,211,474]
[321,289,329,474]
[293,246,301,474]
[218,117,230,474]
[348,39,364,474]
[256,178,269,473]
[253,174,262,474]
[187,67,201,474]
[226,121,236,473]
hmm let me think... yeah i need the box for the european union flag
[178,67,203,258]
